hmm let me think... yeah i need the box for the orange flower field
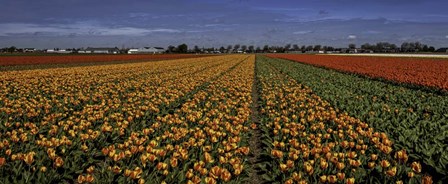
[0,54,441,183]
[0,54,209,66]
[0,55,254,183]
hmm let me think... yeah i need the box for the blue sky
[0,0,447,48]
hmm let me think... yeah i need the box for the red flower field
[0,54,209,66]
[267,54,448,90]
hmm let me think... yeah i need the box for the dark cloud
[0,0,447,48]
[319,10,329,15]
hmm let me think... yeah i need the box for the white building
[24,48,36,52]
[128,47,165,54]
[46,49,72,54]
[80,47,120,54]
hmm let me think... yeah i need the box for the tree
[219,46,225,53]
[348,44,356,49]
[305,45,313,51]
[409,42,416,52]
[248,45,255,53]
[390,44,397,51]
[167,45,176,53]
[361,43,372,50]
[414,42,423,51]
[376,42,385,52]
[293,44,299,51]
[429,46,435,52]
[401,42,411,52]
[313,45,322,51]
[194,45,200,53]
[284,44,291,51]
[233,44,240,52]
[263,45,269,52]
[226,45,232,52]
[422,45,429,52]
[256,47,261,53]
[8,46,17,53]
[275,46,285,53]
[177,44,188,53]
[241,45,247,52]
[301,45,306,52]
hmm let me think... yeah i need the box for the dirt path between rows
[248,58,264,184]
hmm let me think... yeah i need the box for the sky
[0,0,448,49]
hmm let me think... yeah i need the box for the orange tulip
[337,173,345,181]
[346,177,355,184]
[0,157,6,167]
[204,152,214,163]
[280,163,288,172]
[204,177,216,184]
[320,175,327,183]
[220,168,232,182]
[304,162,314,174]
[336,162,345,170]
[170,157,178,168]
[138,179,145,184]
[54,157,64,168]
[408,171,415,178]
[320,160,329,170]
[380,160,390,168]
[328,175,337,183]
[24,152,35,165]
[77,175,85,183]
[157,162,168,171]
[86,166,95,174]
[85,174,94,183]
[271,149,284,159]
[370,154,378,161]
[286,159,294,168]
[186,169,194,179]
[386,167,397,177]
[111,165,121,174]
[421,175,433,184]
[411,162,422,173]
[209,166,221,179]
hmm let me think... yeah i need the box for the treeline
[1,41,445,54]
[1,46,21,53]
[183,41,442,54]
[360,42,436,52]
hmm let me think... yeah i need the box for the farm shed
[128,47,165,54]
[435,48,448,53]
[82,47,120,54]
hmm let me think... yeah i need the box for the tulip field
[267,54,448,90]
[0,54,208,66]
[0,54,446,183]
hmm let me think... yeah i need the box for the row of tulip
[0,55,248,183]
[266,54,448,90]
[98,55,255,183]
[256,56,432,184]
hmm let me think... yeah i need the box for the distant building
[435,48,448,53]
[24,48,36,52]
[357,49,374,53]
[305,50,324,54]
[80,47,120,54]
[46,49,72,54]
[128,47,165,54]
